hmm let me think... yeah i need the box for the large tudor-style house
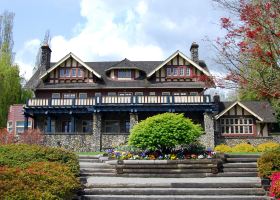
[21,43,279,151]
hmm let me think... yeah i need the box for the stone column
[200,112,215,149]
[129,113,138,130]
[92,112,102,151]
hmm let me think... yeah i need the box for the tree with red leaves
[213,0,280,100]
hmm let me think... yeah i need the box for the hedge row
[0,144,81,200]
[214,142,279,153]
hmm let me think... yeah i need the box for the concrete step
[80,172,117,177]
[82,188,266,196]
[223,168,258,172]
[225,154,261,158]
[223,163,257,168]
[226,158,258,163]
[80,168,115,173]
[79,158,101,163]
[115,173,208,178]
[81,195,269,200]
[79,155,101,159]
[86,181,262,189]
[209,172,258,177]
[121,168,212,173]
[80,163,115,169]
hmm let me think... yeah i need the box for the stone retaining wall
[102,134,129,149]
[44,134,98,152]
[216,135,280,146]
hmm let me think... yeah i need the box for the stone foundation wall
[44,134,98,152]
[102,134,129,149]
[200,113,215,149]
[216,135,280,146]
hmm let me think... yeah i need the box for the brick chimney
[41,44,52,71]
[190,42,199,63]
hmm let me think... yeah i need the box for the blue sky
[1,0,228,79]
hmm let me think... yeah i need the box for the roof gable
[147,50,211,78]
[215,101,264,121]
[39,52,102,79]
[106,58,140,71]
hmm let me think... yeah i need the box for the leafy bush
[0,128,15,144]
[128,113,203,152]
[257,142,279,152]
[231,143,257,152]
[0,144,79,175]
[258,147,280,178]
[214,144,232,153]
[18,128,44,145]
[270,172,280,199]
[0,162,81,200]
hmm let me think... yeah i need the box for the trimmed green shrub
[258,147,280,178]
[128,113,203,152]
[0,162,80,200]
[0,144,79,175]
[231,143,257,152]
[257,142,279,152]
[214,144,232,153]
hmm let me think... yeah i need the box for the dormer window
[118,69,131,78]
[59,68,84,79]
[166,66,191,78]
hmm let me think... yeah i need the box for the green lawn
[77,151,104,156]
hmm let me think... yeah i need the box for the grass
[77,151,104,156]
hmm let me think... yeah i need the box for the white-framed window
[162,92,170,96]
[16,121,32,134]
[63,93,76,99]
[82,120,93,133]
[62,121,71,133]
[79,93,87,99]
[173,68,178,76]
[180,68,185,76]
[149,92,156,96]
[166,68,172,76]
[118,69,131,78]
[104,120,120,133]
[190,92,198,96]
[60,69,65,77]
[72,68,77,77]
[78,68,83,77]
[7,121,13,132]
[65,69,70,77]
[186,67,191,76]
[125,121,130,133]
[173,92,180,96]
[52,93,60,98]
[108,92,117,96]
[135,92,143,96]
[119,92,132,96]
[220,117,254,134]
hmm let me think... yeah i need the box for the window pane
[231,126,234,133]
[235,126,239,133]
[180,68,184,76]
[72,69,76,77]
[167,68,172,76]
[235,119,238,124]
[52,93,60,98]
[221,126,225,133]
[79,93,87,99]
[248,119,253,124]
[244,119,248,124]
[63,93,76,99]
[162,92,170,96]
[221,119,224,124]
[125,121,130,133]
[16,121,24,127]
[118,69,131,78]
[239,119,243,124]
[230,119,234,124]
[60,69,64,77]
[226,126,229,133]
[244,126,249,133]
[16,127,24,133]
[173,68,178,76]
[78,68,82,77]
[226,119,229,125]
[240,126,243,133]
[135,92,143,96]
[186,67,191,76]
[65,69,70,77]
[249,126,253,133]
[105,121,119,133]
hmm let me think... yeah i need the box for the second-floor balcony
[26,95,212,108]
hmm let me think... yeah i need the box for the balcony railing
[26,95,211,107]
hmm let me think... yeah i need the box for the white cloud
[16,0,228,80]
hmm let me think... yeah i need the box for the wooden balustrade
[26,95,211,107]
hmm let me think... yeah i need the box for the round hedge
[128,113,203,151]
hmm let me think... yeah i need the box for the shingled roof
[217,101,277,123]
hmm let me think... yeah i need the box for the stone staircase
[213,154,259,177]
[77,154,269,200]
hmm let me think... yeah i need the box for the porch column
[71,115,75,133]
[92,112,102,151]
[200,112,215,149]
[129,113,138,130]
[24,115,29,131]
[47,116,51,133]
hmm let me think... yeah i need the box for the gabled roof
[39,52,102,79]
[147,50,211,78]
[106,58,140,71]
[215,101,277,123]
